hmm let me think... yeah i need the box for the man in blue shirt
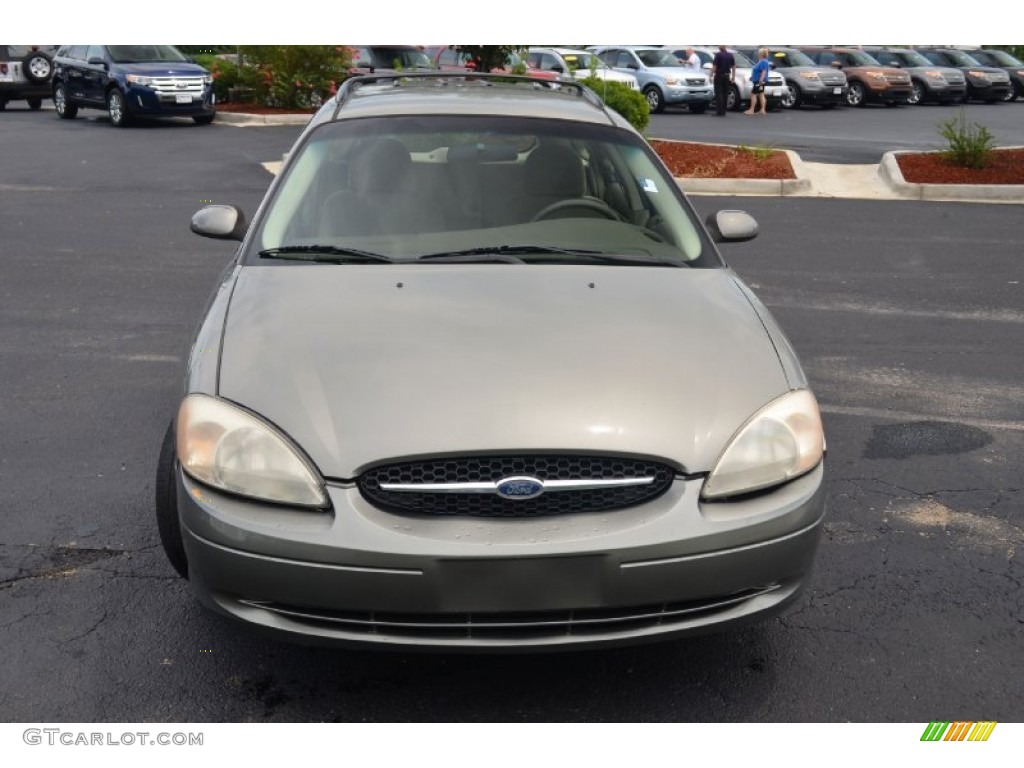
[710,46,736,116]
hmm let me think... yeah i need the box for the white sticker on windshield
[639,178,659,193]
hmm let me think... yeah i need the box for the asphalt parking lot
[0,108,1021,722]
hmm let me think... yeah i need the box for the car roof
[318,75,629,131]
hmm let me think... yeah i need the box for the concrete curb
[215,111,312,127]
[679,149,812,196]
[878,149,1024,203]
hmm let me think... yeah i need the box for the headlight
[177,394,328,508]
[924,70,945,81]
[126,74,153,86]
[968,70,985,78]
[665,77,682,86]
[202,75,213,85]
[799,71,820,81]
[701,390,824,500]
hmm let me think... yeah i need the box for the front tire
[53,82,77,119]
[644,85,665,114]
[192,113,215,125]
[27,97,43,110]
[908,80,925,105]
[846,81,865,107]
[155,419,188,580]
[781,83,800,109]
[727,84,741,111]
[107,89,131,127]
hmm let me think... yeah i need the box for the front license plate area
[175,93,193,104]
[437,556,604,612]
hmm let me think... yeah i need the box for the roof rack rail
[331,71,610,118]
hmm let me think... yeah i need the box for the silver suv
[163,73,827,651]
[0,45,57,110]
[589,46,713,113]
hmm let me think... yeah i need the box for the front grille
[148,76,206,95]
[886,74,911,85]
[685,77,707,86]
[820,74,845,86]
[358,454,676,517]
[767,75,785,86]
[240,586,778,641]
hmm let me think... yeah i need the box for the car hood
[112,61,208,77]
[217,265,789,478]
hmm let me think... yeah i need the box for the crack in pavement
[0,545,128,589]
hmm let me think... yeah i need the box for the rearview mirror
[191,205,247,241]
[705,210,759,243]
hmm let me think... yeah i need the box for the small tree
[938,108,996,170]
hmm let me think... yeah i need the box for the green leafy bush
[938,109,996,170]
[578,76,650,133]
[236,46,352,109]
[194,54,240,102]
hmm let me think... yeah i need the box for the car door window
[85,45,104,63]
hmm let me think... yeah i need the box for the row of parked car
[3,44,1021,125]
[425,45,1023,112]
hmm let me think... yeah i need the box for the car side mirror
[830,61,842,68]
[191,205,247,241]
[703,62,712,70]
[705,210,758,243]
[87,56,106,67]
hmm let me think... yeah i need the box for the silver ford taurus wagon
[156,73,827,651]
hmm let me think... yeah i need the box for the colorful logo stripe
[921,722,997,741]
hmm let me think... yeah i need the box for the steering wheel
[531,197,624,222]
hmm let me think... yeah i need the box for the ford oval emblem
[495,476,545,501]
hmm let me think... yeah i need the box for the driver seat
[513,144,587,222]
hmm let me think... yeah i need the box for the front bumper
[966,79,1011,100]
[179,463,826,650]
[664,85,713,104]
[123,85,216,116]
[800,83,847,104]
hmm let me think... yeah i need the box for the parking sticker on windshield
[639,178,659,193]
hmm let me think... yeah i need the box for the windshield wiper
[418,245,687,267]
[258,245,393,264]
[418,244,603,261]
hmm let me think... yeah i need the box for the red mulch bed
[651,139,795,180]
[896,148,1024,184]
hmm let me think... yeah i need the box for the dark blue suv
[52,45,215,126]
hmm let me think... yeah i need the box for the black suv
[51,45,215,126]
[0,45,57,110]
[958,48,1024,102]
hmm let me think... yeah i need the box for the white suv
[526,47,640,91]
[0,45,57,110]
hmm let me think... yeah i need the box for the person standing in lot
[745,47,771,115]
[684,47,701,70]
[711,45,735,116]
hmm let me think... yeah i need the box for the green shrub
[194,54,240,102]
[938,109,996,170]
[737,143,776,161]
[578,76,649,133]
[236,46,351,109]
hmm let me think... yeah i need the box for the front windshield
[562,52,606,72]
[251,113,711,266]
[896,50,932,67]
[373,47,434,69]
[845,51,883,67]
[731,50,754,68]
[107,45,187,63]
[636,50,684,68]
[975,49,1022,66]
[944,50,982,67]
[776,49,815,67]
